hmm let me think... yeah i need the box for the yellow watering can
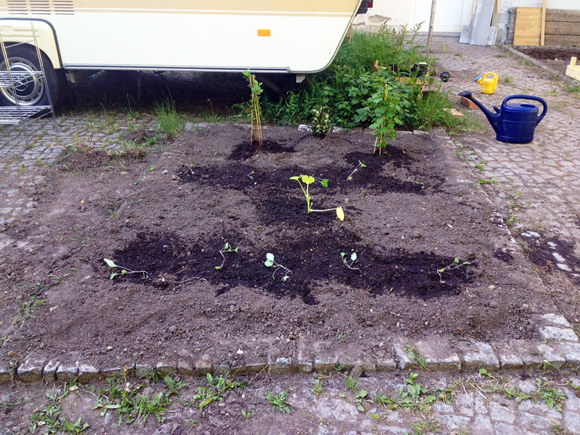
[475,72,498,94]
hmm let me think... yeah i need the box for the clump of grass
[155,98,184,138]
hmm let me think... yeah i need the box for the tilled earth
[0,123,557,370]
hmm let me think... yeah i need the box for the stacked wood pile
[514,8,580,46]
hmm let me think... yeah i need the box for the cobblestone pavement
[2,38,580,434]
[430,37,580,256]
[1,371,580,434]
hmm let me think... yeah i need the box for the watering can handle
[503,95,548,125]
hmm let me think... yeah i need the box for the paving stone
[375,358,397,372]
[475,395,489,414]
[393,342,418,370]
[454,393,475,417]
[565,411,580,433]
[177,358,193,375]
[43,360,59,383]
[494,422,520,435]
[433,414,471,431]
[77,364,100,384]
[16,355,46,383]
[471,414,495,434]
[432,402,455,414]
[560,342,580,369]
[296,341,313,373]
[56,363,78,382]
[213,363,230,375]
[462,342,500,371]
[539,326,579,342]
[510,340,543,369]
[519,411,556,432]
[518,400,562,421]
[194,355,213,375]
[414,338,461,372]
[564,389,580,412]
[156,359,177,376]
[100,366,127,379]
[541,313,571,327]
[536,343,566,369]
[489,402,516,424]
[0,362,12,383]
[268,356,292,374]
[134,363,154,379]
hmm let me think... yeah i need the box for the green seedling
[264,253,291,282]
[215,242,239,270]
[345,375,359,393]
[437,257,471,283]
[247,170,255,181]
[104,259,148,280]
[241,410,255,420]
[341,252,360,271]
[347,161,366,181]
[265,391,291,414]
[474,164,485,170]
[404,345,426,370]
[290,175,344,220]
[353,389,371,412]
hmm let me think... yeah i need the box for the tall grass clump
[261,23,477,147]
[155,98,184,138]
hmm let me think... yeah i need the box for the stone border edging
[2,313,578,385]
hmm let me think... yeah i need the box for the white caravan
[0,0,369,106]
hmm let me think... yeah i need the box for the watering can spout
[458,91,502,134]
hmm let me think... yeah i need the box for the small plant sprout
[264,253,291,282]
[290,174,344,221]
[341,252,360,271]
[347,161,366,181]
[215,242,239,270]
[104,258,148,280]
[437,257,471,283]
[312,105,331,137]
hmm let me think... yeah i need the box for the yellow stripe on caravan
[71,0,359,14]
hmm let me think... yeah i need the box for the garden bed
[0,124,555,368]
[516,46,580,75]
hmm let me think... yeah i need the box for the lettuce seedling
[215,242,239,270]
[264,253,291,282]
[347,161,366,181]
[104,258,148,280]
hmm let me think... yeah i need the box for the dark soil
[0,124,555,368]
[518,47,580,75]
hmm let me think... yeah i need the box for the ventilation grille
[7,0,74,15]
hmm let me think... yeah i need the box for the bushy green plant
[312,105,331,137]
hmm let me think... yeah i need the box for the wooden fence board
[546,22,580,36]
[514,8,542,46]
[545,35,580,46]
[546,9,580,22]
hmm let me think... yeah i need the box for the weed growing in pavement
[104,258,149,280]
[503,76,514,84]
[30,389,89,434]
[345,375,359,393]
[404,345,427,370]
[410,418,441,435]
[312,105,331,137]
[312,379,324,395]
[264,253,292,282]
[563,84,580,94]
[347,160,366,181]
[437,257,471,283]
[290,175,345,220]
[341,252,360,271]
[265,390,291,414]
[193,374,247,411]
[478,178,497,185]
[94,373,185,425]
[352,388,371,412]
[215,242,239,270]
[474,164,485,170]
[243,70,264,146]
[155,98,184,138]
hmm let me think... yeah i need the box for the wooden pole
[427,0,438,51]
[540,0,547,46]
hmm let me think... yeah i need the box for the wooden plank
[470,0,495,46]
[514,8,541,46]
[544,34,580,46]
[566,57,580,81]
[546,9,580,22]
[541,0,546,46]
[546,22,580,36]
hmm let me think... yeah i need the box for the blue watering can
[459,91,547,144]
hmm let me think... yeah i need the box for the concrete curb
[1,323,578,385]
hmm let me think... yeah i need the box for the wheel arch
[0,18,62,69]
